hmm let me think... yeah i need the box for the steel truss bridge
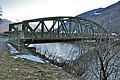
[9,16,109,48]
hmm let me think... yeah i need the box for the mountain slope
[77,1,120,33]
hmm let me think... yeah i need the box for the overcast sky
[0,0,119,22]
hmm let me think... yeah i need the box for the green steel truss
[9,16,109,45]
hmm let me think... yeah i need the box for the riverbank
[0,49,80,80]
[0,34,79,80]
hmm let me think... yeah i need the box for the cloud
[2,0,119,22]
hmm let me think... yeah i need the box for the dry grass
[0,50,78,80]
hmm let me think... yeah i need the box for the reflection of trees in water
[33,42,92,62]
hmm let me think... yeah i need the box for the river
[28,42,94,61]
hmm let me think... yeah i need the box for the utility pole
[0,6,2,24]
[0,0,2,17]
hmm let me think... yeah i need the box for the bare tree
[83,40,120,80]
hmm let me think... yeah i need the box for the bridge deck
[20,37,109,44]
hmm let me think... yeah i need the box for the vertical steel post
[57,20,60,37]
[41,21,44,37]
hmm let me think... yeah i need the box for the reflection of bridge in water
[9,16,109,47]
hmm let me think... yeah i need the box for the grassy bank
[0,50,79,80]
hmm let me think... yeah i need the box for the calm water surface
[29,42,91,60]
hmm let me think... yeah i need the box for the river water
[29,42,93,61]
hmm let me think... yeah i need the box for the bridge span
[9,16,109,48]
